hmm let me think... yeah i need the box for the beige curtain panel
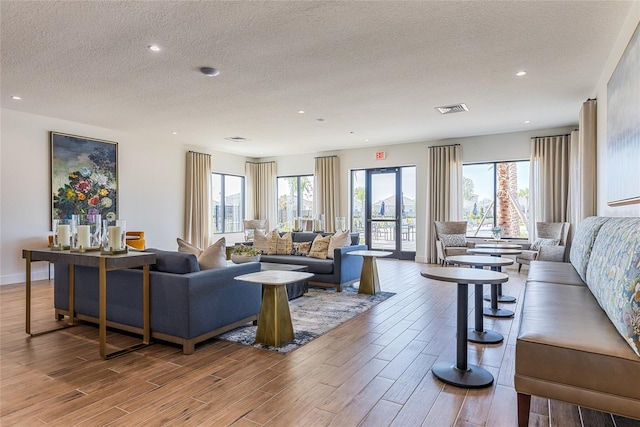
[529,134,570,240]
[314,156,340,232]
[184,151,212,248]
[245,161,277,231]
[424,145,463,264]
[569,99,597,226]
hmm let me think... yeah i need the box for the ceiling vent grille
[224,136,250,142]
[434,103,469,115]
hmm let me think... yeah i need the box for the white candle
[108,226,121,250]
[77,225,91,248]
[294,218,300,230]
[58,224,71,247]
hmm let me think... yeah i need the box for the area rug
[216,285,395,354]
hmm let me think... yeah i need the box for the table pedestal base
[468,328,504,344]
[432,361,494,389]
[483,283,516,303]
[255,285,294,347]
[483,307,514,318]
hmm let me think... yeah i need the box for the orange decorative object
[125,231,146,250]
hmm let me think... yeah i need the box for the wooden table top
[474,243,522,249]
[421,267,508,284]
[467,248,522,256]
[348,250,393,258]
[22,247,156,269]
[235,270,314,285]
[446,255,514,267]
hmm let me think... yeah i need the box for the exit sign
[375,151,386,160]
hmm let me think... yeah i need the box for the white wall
[266,125,575,263]
[0,109,249,284]
[594,2,640,217]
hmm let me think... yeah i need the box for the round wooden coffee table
[421,267,508,389]
[446,255,513,342]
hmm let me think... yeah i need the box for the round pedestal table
[467,247,522,303]
[421,267,508,389]
[446,255,513,342]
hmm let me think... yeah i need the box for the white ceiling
[0,1,632,157]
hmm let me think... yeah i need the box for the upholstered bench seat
[517,280,640,418]
[523,261,586,286]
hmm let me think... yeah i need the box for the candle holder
[292,217,303,232]
[71,214,102,250]
[51,218,74,250]
[335,217,347,232]
[100,246,128,255]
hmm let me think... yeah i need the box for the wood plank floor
[2,260,639,426]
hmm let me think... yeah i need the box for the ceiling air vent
[434,103,469,115]
[224,136,250,142]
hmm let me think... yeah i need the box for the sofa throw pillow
[530,238,560,251]
[440,233,466,247]
[292,241,311,256]
[266,230,282,255]
[327,230,350,259]
[275,232,293,255]
[308,234,331,259]
[253,229,273,254]
[177,237,227,270]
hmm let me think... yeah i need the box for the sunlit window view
[277,175,314,231]
[463,161,530,239]
[212,173,244,233]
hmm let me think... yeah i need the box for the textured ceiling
[0,1,632,156]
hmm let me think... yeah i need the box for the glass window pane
[212,174,222,234]
[278,177,298,231]
[225,175,243,233]
[300,176,313,220]
[351,170,365,243]
[463,161,529,239]
[401,166,416,251]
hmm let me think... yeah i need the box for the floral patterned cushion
[569,216,610,283]
[585,217,640,357]
[440,233,467,247]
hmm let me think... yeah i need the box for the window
[212,173,244,233]
[277,175,313,231]
[463,161,530,239]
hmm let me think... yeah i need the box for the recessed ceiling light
[172,131,178,135]
[364,139,369,142]
[200,67,220,77]
[149,45,161,52]
[524,120,531,124]
[297,110,305,114]
[11,95,21,100]
[516,71,527,76]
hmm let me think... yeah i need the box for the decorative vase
[231,254,261,264]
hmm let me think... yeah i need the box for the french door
[351,167,416,260]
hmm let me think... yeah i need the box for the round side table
[421,267,508,389]
[446,255,513,342]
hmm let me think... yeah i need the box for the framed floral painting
[50,132,118,226]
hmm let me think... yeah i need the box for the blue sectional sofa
[256,232,367,292]
[54,249,262,354]
[515,216,640,425]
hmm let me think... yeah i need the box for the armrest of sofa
[332,244,367,284]
[537,245,566,262]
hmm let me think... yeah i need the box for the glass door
[367,169,399,256]
[351,166,416,260]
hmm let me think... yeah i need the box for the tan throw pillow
[327,230,350,259]
[308,234,331,259]
[267,230,281,255]
[253,229,272,254]
[177,237,227,270]
[275,232,293,255]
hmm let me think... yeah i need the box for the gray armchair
[516,222,570,272]
[433,221,474,265]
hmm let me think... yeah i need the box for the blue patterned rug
[216,285,395,354]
